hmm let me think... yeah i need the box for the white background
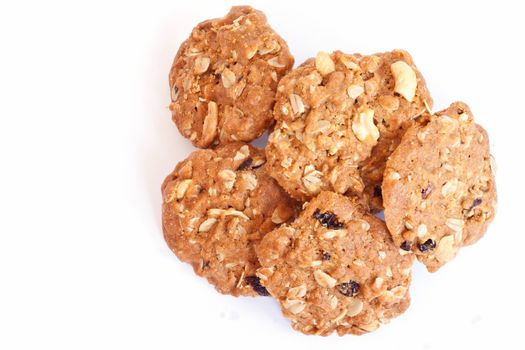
[1,0,523,349]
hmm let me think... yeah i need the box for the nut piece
[221,68,236,88]
[198,218,217,232]
[315,51,335,76]
[194,55,210,74]
[390,61,417,102]
[435,234,456,263]
[202,101,218,145]
[352,108,380,145]
[313,270,337,288]
[289,94,305,115]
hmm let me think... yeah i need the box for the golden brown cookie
[265,50,432,205]
[382,102,497,272]
[256,191,413,336]
[162,143,297,296]
[169,6,294,148]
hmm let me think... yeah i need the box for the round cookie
[266,50,432,203]
[161,142,297,296]
[382,102,497,272]
[169,6,294,148]
[255,191,413,336]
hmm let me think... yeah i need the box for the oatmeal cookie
[266,50,431,204]
[382,102,497,272]
[256,191,413,336]
[162,142,297,296]
[169,6,294,148]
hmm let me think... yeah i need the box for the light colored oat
[302,165,323,193]
[329,295,338,309]
[176,179,192,200]
[267,57,285,68]
[242,173,258,191]
[256,267,274,281]
[322,230,348,239]
[221,68,236,88]
[417,224,428,238]
[283,299,306,314]
[347,85,364,99]
[352,108,380,145]
[313,270,337,288]
[390,60,417,102]
[388,171,401,181]
[271,208,286,224]
[289,93,305,115]
[233,145,250,161]
[441,179,459,196]
[202,101,218,145]
[315,51,335,75]
[198,218,217,232]
[378,251,387,260]
[346,298,364,317]
[435,234,456,263]
[194,55,210,74]
[374,277,384,290]
[287,284,307,299]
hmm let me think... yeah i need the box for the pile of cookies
[161,6,497,336]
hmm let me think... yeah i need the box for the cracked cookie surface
[382,102,497,272]
[162,142,297,296]
[255,191,413,336]
[169,6,294,148]
[266,50,432,205]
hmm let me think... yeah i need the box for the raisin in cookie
[382,102,497,272]
[256,191,413,336]
[169,6,294,148]
[266,50,431,204]
[162,143,297,296]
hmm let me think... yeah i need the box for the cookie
[169,6,294,148]
[161,142,297,296]
[382,102,497,272]
[256,191,413,336]
[265,50,432,203]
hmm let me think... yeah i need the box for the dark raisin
[202,260,210,269]
[418,239,436,252]
[337,281,360,297]
[400,241,412,251]
[312,209,345,229]
[374,185,382,198]
[457,107,464,114]
[421,183,433,199]
[322,252,331,261]
[245,276,270,296]
[236,158,253,171]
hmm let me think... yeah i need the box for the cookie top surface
[265,50,431,203]
[255,191,413,336]
[169,6,294,148]
[161,142,297,296]
[382,102,497,272]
